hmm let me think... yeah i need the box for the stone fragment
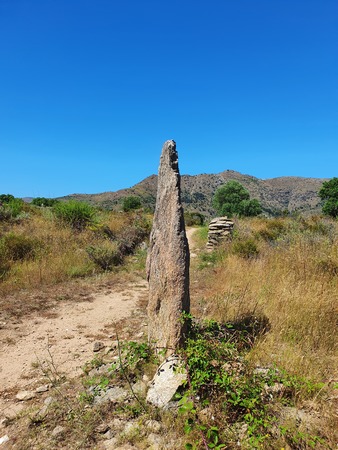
[146,355,187,407]
[94,387,128,405]
[36,384,49,393]
[96,423,110,434]
[147,140,190,353]
[52,425,66,439]
[147,433,163,449]
[0,435,9,445]
[93,341,105,352]
[16,390,36,401]
[145,419,162,433]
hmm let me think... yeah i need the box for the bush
[0,194,15,204]
[0,198,25,221]
[86,243,122,270]
[232,238,259,258]
[122,196,142,212]
[0,233,42,279]
[319,177,338,218]
[213,181,262,218]
[53,200,97,231]
[184,211,205,226]
[32,197,59,207]
[256,219,287,241]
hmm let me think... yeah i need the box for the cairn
[206,217,234,250]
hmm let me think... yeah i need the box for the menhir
[146,140,190,354]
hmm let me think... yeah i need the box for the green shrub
[0,194,15,204]
[53,200,97,231]
[184,211,205,226]
[319,177,338,218]
[86,243,122,270]
[256,219,287,241]
[32,197,59,207]
[0,198,25,221]
[0,233,40,261]
[122,196,142,212]
[232,238,259,258]
[213,181,262,218]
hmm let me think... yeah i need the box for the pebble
[93,341,105,352]
[16,390,36,401]
[0,435,9,445]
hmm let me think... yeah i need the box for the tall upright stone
[146,140,190,353]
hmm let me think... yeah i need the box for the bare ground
[0,278,149,424]
[0,228,199,432]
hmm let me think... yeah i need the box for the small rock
[103,430,114,440]
[109,418,125,430]
[145,420,161,433]
[114,445,139,450]
[36,384,49,393]
[0,435,9,445]
[94,387,128,405]
[132,380,147,396]
[52,425,66,439]
[16,390,36,401]
[96,423,110,434]
[146,355,187,407]
[102,438,119,449]
[147,433,163,449]
[93,341,105,352]
[44,396,54,406]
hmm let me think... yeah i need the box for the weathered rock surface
[207,217,234,250]
[15,390,36,401]
[147,140,190,352]
[146,355,187,407]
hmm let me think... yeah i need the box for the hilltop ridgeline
[61,170,327,216]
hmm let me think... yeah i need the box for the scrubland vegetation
[0,198,337,449]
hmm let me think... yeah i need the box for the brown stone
[146,140,190,353]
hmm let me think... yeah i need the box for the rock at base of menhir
[206,217,234,250]
[146,140,190,354]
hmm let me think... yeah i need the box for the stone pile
[207,217,234,250]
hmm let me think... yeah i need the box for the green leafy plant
[53,200,97,231]
[122,196,142,212]
[318,177,338,218]
[32,197,59,207]
[232,238,259,258]
[213,181,262,217]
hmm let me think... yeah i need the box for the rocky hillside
[63,170,327,216]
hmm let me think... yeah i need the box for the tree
[32,197,59,207]
[122,196,142,212]
[319,177,338,218]
[213,181,262,217]
[0,194,15,204]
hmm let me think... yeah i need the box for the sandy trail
[0,228,197,422]
[0,279,148,419]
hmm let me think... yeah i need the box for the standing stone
[147,140,190,353]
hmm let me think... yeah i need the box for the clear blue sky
[0,0,337,198]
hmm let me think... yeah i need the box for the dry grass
[191,216,338,382]
[0,206,150,319]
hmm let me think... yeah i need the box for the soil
[0,228,198,428]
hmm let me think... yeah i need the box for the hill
[62,170,327,216]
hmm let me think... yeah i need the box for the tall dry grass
[0,207,150,297]
[191,216,338,382]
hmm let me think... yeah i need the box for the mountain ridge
[61,170,327,216]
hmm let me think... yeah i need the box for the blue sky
[0,0,337,198]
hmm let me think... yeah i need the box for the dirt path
[0,228,198,425]
[0,279,148,421]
